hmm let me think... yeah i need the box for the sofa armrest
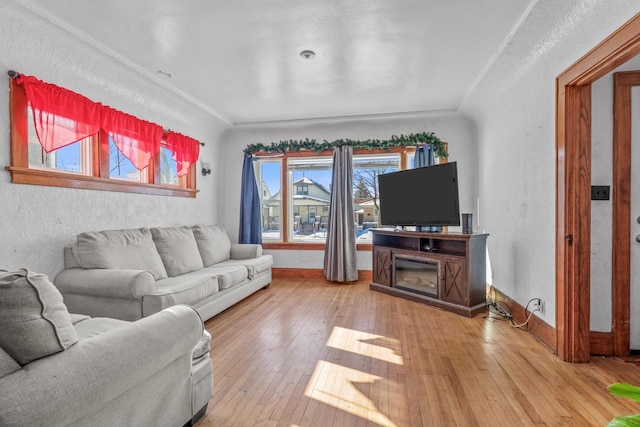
[54,268,156,300]
[231,243,263,259]
[0,305,203,427]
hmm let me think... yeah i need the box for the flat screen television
[377,162,460,228]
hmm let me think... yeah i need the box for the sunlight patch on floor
[325,326,403,365]
[305,360,398,427]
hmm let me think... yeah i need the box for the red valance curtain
[165,131,201,177]
[101,107,163,171]
[16,74,199,173]
[17,75,101,153]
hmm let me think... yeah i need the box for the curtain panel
[17,75,101,153]
[165,131,200,177]
[413,144,435,168]
[323,146,358,282]
[239,154,262,244]
[101,107,163,171]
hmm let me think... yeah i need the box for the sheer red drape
[165,131,200,177]
[17,75,101,152]
[16,74,198,173]
[101,107,163,171]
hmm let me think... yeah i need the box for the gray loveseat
[54,225,273,322]
[0,269,212,427]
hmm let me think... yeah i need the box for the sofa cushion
[0,347,21,377]
[203,265,248,290]
[192,225,231,266]
[76,228,168,280]
[230,243,263,260]
[151,227,204,277]
[217,255,273,279]
[143,271,219,316]
[0,269,78,365]
[64,245,81,269]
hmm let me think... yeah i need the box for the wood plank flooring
[196,278,640,426]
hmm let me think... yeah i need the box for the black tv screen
[378,162,460,227]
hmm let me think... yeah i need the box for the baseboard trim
[490,287,556,353]
[272,268,372,281]
[590,331,613,356]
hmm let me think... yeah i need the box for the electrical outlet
[532,298,545,315]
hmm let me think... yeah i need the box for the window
[8,75,199,197]
[256,159,282,240]
[159,146,181,186]
[29,138,90,174]
[26,107,93,174]
[353,154,400,242]
[255,148,415,245]
[109,136,145,181]
[288,156,333,242]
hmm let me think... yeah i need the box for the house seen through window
[256,151,402,244]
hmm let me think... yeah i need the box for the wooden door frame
[612,71,640,356]
[557,13,640,362]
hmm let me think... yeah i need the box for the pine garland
[243,131,448,159]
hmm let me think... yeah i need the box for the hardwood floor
[196,278,640,426]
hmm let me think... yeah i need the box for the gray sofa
[0,269,212,427]
[54,225,273,322]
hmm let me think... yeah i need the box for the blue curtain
[413,144,435,168]
[239,154,262,244]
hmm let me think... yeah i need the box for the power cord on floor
[484,286,541,330]
[485,285,512,321]
[486,298,512,321]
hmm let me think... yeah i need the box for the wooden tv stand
[370,229,488,317]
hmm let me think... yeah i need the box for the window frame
[7,78,198,197]
[258,146,420,251]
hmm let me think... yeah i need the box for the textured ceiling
[13,0,536,125]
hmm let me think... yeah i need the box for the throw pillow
[76,228,168,280]
[0,269,78,365]
[150,227,204,277]
[192,225,232,266]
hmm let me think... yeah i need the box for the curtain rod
[7,69,205,147]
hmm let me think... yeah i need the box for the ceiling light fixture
[299,50,315,60]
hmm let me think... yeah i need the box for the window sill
[262,242,372,251]
[6,166,197,198]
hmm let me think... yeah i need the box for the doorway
[611,71,640,356]
[557,13,640,362]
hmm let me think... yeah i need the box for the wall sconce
[201,162,212,176]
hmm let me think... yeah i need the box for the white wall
[0,2,229,279]
[460,0,640,327]
[590,73,615,332]
[219,112,477,270]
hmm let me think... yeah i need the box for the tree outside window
[352,154,400,238]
